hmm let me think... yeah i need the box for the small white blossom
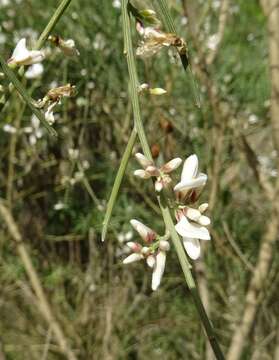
[174,154,207,203]
[8,38,44,66]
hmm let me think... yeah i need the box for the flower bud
[130,219,156,243]
[161,158,182,173]
[126,242,142,252]
[199,203,209,213]
[149,88,167,95]
[123,253,143,264]
[159,240,170,251]
[145,165,160,176]
[135,152,153,168]
[134,169,151,179]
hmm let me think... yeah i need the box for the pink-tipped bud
[135,153,153,168]
[161,158,182,173]
[130,219,156,243]
[126,242,142,252]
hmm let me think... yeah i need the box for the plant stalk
[121,1,224,358]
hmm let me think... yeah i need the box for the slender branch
[121,1,225,358]
[102,127,137,241]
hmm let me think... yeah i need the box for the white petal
[198,215,211,226]
[134,169,151,179]
[175,216,210,240]
[130,219,156,243]
[135,152,153,168]
[146,255,156,268]
[27,50,45,64]
[161,158,182,173]
[183,238,201,260]
[11,38,29,61]
[185,207,201,222]
[181,154,198,181]
[151,251,166,291]
[123,253,143,264]
[174,173,207,192]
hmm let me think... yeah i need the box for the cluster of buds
[136,21,187,59]
[134,152,182,192]
[123,219,170,291]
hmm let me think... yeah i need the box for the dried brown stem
[0,200,77,360]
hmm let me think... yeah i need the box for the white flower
[174,154,207,203]
[59,38,80,57]
[8,38,45,66]
[175,212,210,260]
[25,63,44,79]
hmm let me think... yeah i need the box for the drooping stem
[121,1,224,359]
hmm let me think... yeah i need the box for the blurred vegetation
[0,0,278,359]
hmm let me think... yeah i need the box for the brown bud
[151,143,160,158]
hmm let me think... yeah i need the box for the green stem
[121,0,152,160]
[35,0,73,50]
[121,1,224,359]
[0,56,56,136]
[102,127,137,242]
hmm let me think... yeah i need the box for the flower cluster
[4,36,78,128]
[123,219,170,291]
[134,152,182,192]
[123,153,211,290]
